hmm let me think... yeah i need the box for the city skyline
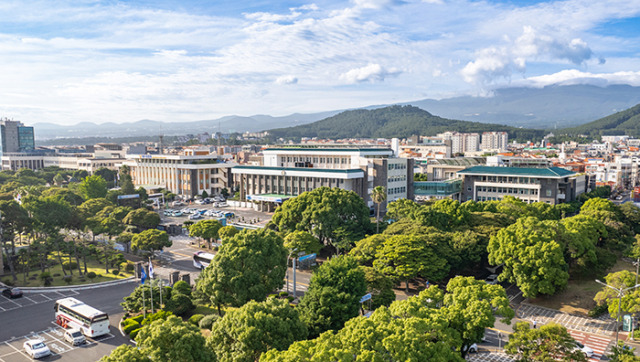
[0,0,639,125]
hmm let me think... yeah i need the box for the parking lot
[159,200,273,228]
[0,324,116,362]
[0,290,79,312]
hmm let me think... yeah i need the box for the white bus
[193,251,215,270]
[54,298,110,337]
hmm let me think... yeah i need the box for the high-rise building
[437,132,480,154]
[480,132,508,151]
[0,119,35,155]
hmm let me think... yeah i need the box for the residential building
[480,132,508,151]
[124,153,235,199]
[458,165,584,204]
[437,132,480,154]
[232,146,413,212]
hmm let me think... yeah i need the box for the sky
[1,0,640,126]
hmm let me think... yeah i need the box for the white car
[468,343,478,353]
[575,341,593,357]
[485,274,499,285]
[23,340,51,359]
[189,213,203,220]
[64,328,86,345]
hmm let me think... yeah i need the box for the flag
[148,259,154,279]
[141,266,147,285]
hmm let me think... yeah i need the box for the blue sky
[1,0,639,125]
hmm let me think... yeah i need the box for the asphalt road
[0,282,137,361]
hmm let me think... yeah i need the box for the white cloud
[340,64,401,83]
[275,75,298,85]
[513,69,640,88]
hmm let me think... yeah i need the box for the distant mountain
[31,84,640,141]
[403,84,640,129]
[558,103,640,137]
[267,105,545,141]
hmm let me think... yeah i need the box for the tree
[297,255,367,338]
[594,270,640,319]
[374,234,449,291]
[78,175,108,200]
[52,173,65,186]
[0,200,31,281]
[371,186,386,233]
[94,167,117,184]
[195,228,287,312]
[218,225,239,241]
[208,298,307,361]
[119,165,135,194]
[123,208,161,230]
[131,229,172,255]
[99,345,150,362]
[385,198,419,221]
[283,230,322,256]
[361,266,396,309]
[262,305,463,361]
[505,322,587,361]
[135,315,214,362]
[121,284,167,313]
[188,219,222,249]
[488,217,569,298]
[271,187,372,248]
[608,341,638,361]
[349,234,386,266]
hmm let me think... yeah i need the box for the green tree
[121,284,167,313]
[609,341,638,361]
[52,173,65,186]
[488,217,569,298]
[78,175,108,200]
[0,200,31,281]
[119,165,136,194]
[505,322,587,361]
[77,198,113,220]
[349,234,386,266]
[385,198,419,220]
[189,219,222,249]
[123,208,161,230]
[94,167,117,184]
[374,234,449,291]
[218,225,239,241]
[283,230,322,255]
[271,187,372,248]
[297,255,367,338]
[131,229,172,255]
[371,186,386,233]
[594,270,640,319]
[361,266,396,309]
[99,345,151,362]
[208,298,307,361]
[195,229,287,312]
[135,315,214,362]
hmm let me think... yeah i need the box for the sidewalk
[517,302,617,335]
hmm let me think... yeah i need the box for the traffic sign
[359,293,372,303]
[298,253,316,262]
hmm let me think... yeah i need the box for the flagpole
[159,279,163,307]
[142,284,146,319]
[149,267,154,314]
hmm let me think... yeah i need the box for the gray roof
[457,166,576,178]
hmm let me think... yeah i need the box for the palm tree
[371,186,387,234]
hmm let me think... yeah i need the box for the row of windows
[475,176,540,184]
[57,305,91,326]
[476,186,539,195]
[388,187,406,195]
[285,156,350,164]
[388,163,407,170]
[388,175,407,183]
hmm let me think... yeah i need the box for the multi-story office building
[0,119,35,154]
[124,151,235,199]
[232,147,413,212]
[458,165,584,204]
[480,132,508,151]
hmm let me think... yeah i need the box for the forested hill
[267,105,545,140]
[558,103,640,137]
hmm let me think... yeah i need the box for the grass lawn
[528,259,635,316]
[6,255,134,287]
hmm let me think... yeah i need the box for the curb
[18,277,137,293]
[118,316,137,345]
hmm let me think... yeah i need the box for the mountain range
[32,84,640,141]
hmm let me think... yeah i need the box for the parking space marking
[22,296,36,304]
[3,341,30,360]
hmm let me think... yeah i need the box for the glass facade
[18,127,34,151]
[413,179,462,196]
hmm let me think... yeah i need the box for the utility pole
[596,279,640,344]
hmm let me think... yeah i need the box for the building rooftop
[457,166,576,178]
[264,147,391,152]
[233,165,364,174]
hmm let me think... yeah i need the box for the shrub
[129,327,142,340]
[589,303,609,318]
[279,291,289,298]
[86,271,97,280]
[53,273,61,277]
[164,293,194,316]
[132,315,145,324]
[63,275,73,285]
[62,261,78,270]
[141,310,173,326]
[3,279,14,286]
[287,296,295,302]
[111,270,120,276]
[188,314,204,326]
[199,314,220,330]
[40,272,53,286]
[172,280,192,296]
[123,321,141,334]
[125,263,135,273]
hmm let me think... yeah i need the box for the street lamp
[595,279,640,344]
[286,249,298,298]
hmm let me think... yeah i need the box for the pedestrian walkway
[518,303,617,335]
[569,330,613,361]
[467,352,513,362]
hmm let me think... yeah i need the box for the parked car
[574,341,593,357]
[23,340,51,359]
[172,201,184,206]
[224,212,235,218]
[2,287,23,299]
[485,274,499,285]
[195,199,206,205]
[172,211,184,217]
[64,329,86,345]
[189,213,203,220]
[468,343,478,353]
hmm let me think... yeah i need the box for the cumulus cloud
[513,69,640,88]
[275,75,298,85]
[461,26,595,86]
[339,64,401,83]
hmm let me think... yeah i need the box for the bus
[54,298,110,337]
[193,251,215,270]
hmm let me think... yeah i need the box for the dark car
[2,287,23,299]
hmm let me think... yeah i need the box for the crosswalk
[569,330,612,361]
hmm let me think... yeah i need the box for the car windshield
[12,288,21,293]
[32,342,46,349]
[71,332,82,337]
[576,342,584,348]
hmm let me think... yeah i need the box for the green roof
[233,166,364,174]
[457,166,575,178]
